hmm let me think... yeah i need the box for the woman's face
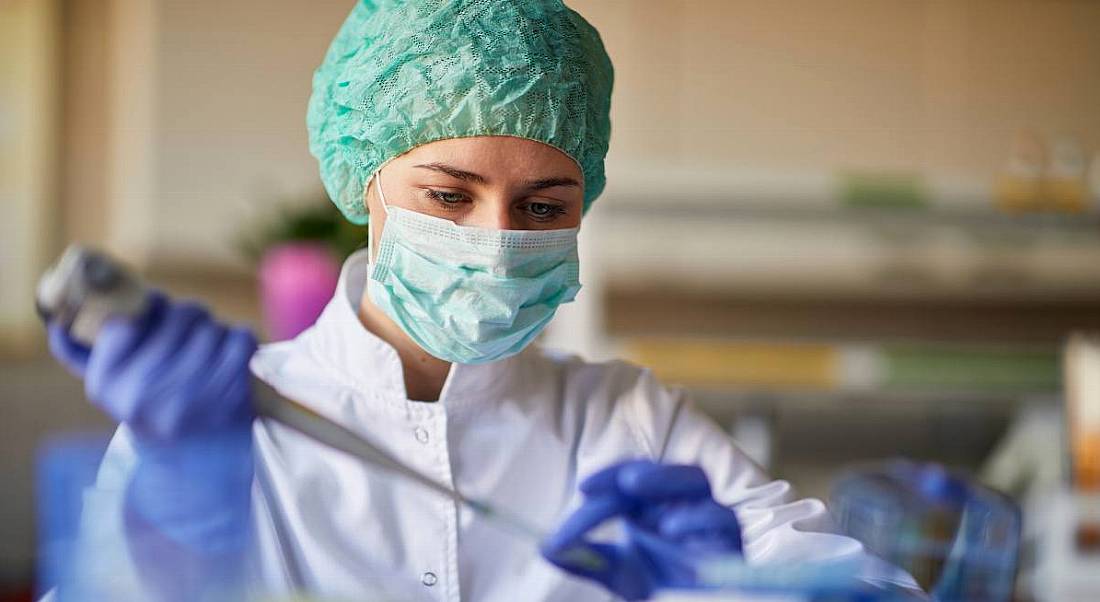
[364,136,585,257]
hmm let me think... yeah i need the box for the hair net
[307,0,614,225]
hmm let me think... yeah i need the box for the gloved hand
[47,289,257,439]
[46,290,257,600]
[541,459,743,601]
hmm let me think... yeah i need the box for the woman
[47,1,918,600]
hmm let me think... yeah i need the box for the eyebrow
[525,176,580,191]
[413,163,488,184]
[413,162,580,191]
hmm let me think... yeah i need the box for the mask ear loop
[366,169,393,261]
[374,170,391,215]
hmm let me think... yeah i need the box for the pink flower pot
[258,242,341,341]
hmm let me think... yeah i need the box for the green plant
[237,194,368,264]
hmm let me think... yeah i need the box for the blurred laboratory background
[3,0,1100,600]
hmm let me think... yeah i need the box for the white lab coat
[83,249,915,602]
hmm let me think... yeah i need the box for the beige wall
[58,0,1100,268]
[146,0,352,268]
[581,0,1100,180]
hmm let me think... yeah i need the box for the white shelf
[586,202,1100,301]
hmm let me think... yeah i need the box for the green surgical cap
[307,0,615,225]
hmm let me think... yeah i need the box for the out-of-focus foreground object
[830,460,1020,602]
[36,433,120,600]
[37,433,418,602]
[36,433,257,602]
[35,245,148,346]
[1025,334,1100,601]
[652,558,912,602]
[1065,334,1100,490]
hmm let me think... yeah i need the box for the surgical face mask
[366,171,581,365]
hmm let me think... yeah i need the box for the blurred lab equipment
[1025,334,1100,601]
[1066,334,1100,491]
[652,558,918,602]
[993,131,1095,215]
[1029,487,1100,602]
[995,130,1046,214]
[1044,137,1089,214]
[979,334,1100,601]
[829,460,1020,602]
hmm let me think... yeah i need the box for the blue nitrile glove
[46,290,257,600]
[47,290,256,438]
[541,459,743,601]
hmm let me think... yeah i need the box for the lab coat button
[414,427,430,444]
[421,571,438,586]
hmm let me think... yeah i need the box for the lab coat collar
[303,248,525,411]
